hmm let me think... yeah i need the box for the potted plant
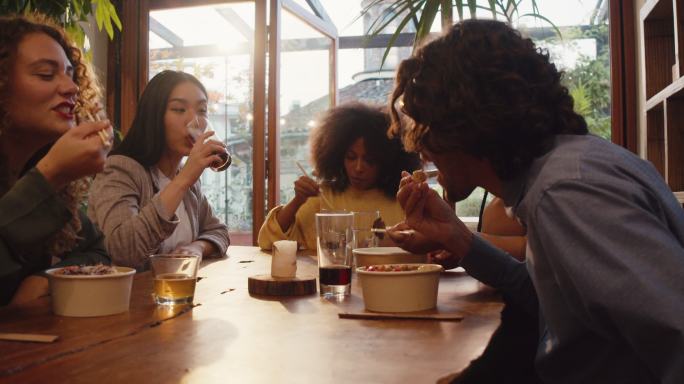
[360,0,561,66]
[0,0,121,49]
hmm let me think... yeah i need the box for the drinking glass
[186,116,232,171]
[150,254,199,305]
[315,212,353,298]
[352,210,381,250]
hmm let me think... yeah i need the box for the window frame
[108,0,636,244]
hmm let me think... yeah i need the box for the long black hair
[111,70,207,166]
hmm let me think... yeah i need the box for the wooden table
[0,246,503,383]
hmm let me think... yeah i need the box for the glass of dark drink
[186,116,232,172]
[315,212,354,298]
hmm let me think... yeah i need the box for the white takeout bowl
[352,247,427,268]
[45,266,136,317]
[356,263,443,313]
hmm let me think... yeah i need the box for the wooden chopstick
[296,161,335,210]
[84,110,111,147]
[339,312,463,321]
[0,332,59,343]
[370,228,414,236]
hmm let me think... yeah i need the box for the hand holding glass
[187,116,232,171]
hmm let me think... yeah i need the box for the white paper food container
[356,264,442,312]
[352,247,427,268]
[45,266,136,317]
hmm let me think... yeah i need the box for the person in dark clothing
[0,14,112,306]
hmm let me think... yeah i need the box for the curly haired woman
[0,14,113,306]
[258,102,420,250]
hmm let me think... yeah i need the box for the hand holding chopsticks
[83,110,113,149]
[295,161,334,209]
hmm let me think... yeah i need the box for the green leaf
[94,0,104,31]
[487,0,497,20]
[108,1,122,31]
[415,0,440,46]
[467,0,476,19]
[519,12,562,39]
[454,0,464,21]
[380,8,416,69]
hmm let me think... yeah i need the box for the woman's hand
[275,175,321,233]
[176,131,227,188]
[8,275,49,307]
[170,242,204,257]
[36,120,113,189]
[292,175,320,205]
[396,172,473,257]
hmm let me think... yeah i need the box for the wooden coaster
[248,274,317,296]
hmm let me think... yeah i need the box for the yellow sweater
[257,187,404,251]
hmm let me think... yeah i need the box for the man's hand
[386,221,440,254]
[396,171,473,257]
[427,249,462,270]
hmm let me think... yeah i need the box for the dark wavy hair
[0,13,101,257]
[111,70,206,166]
[311,102,420,197]
[390,19,588,181]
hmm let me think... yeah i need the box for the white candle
[271,240,297,278]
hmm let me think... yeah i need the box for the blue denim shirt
[461,134,684,383]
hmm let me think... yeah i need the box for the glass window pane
[149,3,255,245]
[314,1,611,220]
[279,9,333,205]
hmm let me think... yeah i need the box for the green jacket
[0,168,110,305]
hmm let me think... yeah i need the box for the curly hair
[310,102,420,197]
[390,19,587,181]
[0,13,102,258]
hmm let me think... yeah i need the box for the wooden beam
[268,0,282,211]
[252,0,267,245]
[306,0,333,25]
[216,7,254,43]
[149,16,183,47]
[282,0,337,38]
[610,0,637,152]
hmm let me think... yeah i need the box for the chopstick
[85,111,111,147]
[339,312,463,322]
[371,228,414,236]
[296,161,335,210]
[0,332,59,343]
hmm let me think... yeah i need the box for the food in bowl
[352,247,427,268]
[46,266,135,317]
[55,264,118,275]
[363,264,423,272]
[356,263,443,313]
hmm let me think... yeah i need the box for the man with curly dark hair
[388,19,684,383]
[258,102,420,251]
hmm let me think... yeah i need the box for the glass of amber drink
[150,254,199,305]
